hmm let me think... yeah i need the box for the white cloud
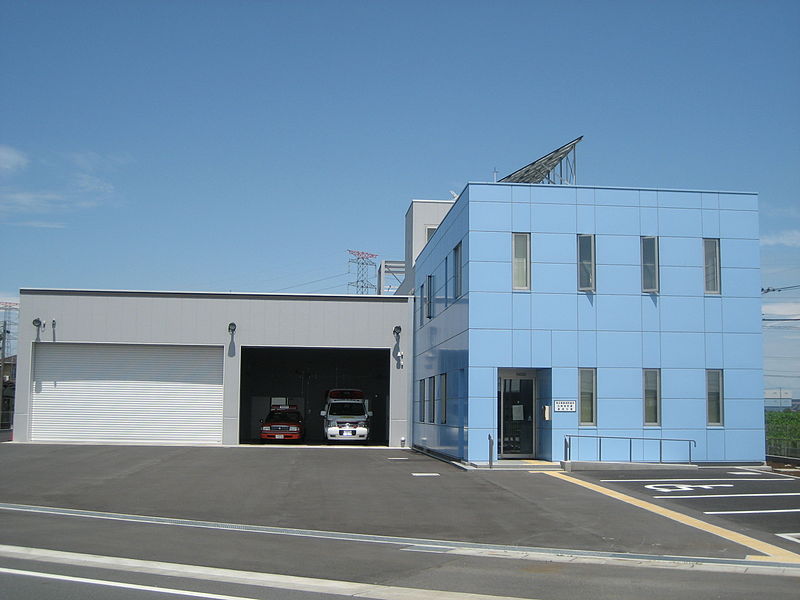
[65,151,132,173]
[13,220,66,229]
[0,191,67,213]
[761,230,800,247]
[0,145,29,175]
[763,302,800,319]
[72,173,115,195]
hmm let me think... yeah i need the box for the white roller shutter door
[31,343,224,443]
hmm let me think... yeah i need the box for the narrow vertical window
[428,376,436,423]
[440,372,447,424]
[419,379,426,422]
[704,238,721,294]
[512,233,531,290]
[643,369,661,425]
[419,283,425,327]
[578,234,595,292]
[444,256,449,308]
[579,368,596,425]
[641,237,659,293]
[426,226,437,242]
[453,242,463,298]
[707,370,723,425]
[426,275,434,319]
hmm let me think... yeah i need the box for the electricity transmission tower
[347,250,378,294]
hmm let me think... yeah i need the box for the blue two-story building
[411,162,763,464]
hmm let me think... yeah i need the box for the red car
[259,405,305,442]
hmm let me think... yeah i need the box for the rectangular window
[707,369,723,425]
[453,242,463,298]
[428,376,436,423]
[419,379,426,422]
[440,372,447,424]
[641,236,659,293]
[643,369,661,425]
[426,275,434,319]
[578,234,595,292]
[704,238,721,294]
[579,368,596,425]
[512,233,531,290]
[426,226,438,242]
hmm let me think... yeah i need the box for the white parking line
[386,457,409,460]
[411,472,440,477]
[705,509,800,515]
[653,492,800,499]
[776,533,800,545]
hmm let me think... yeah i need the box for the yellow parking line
[545,471,800,563]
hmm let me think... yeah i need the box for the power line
[269,272,349,293]
[762,284,800,294]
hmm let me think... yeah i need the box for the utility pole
[0,319,6,407]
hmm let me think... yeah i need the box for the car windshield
[266,411,302,423]
[328,402,366,416]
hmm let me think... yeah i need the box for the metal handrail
[564,434,696,464]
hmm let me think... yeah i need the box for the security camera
[393,325,401,336]
[228,322,237,334]
[32,318,42,327]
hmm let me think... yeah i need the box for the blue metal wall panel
[532,203,577,233]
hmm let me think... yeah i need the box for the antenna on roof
[499,136,583,185]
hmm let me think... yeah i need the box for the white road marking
[645,484,734,493]
[728,471,764,475]
[0,567,262,600]
[411,472,440,477]
[705,509,800,515]
[654,492,800,499]
[0,555,531,600]
[776,533,800,545]
[386,457,409,460]
[601,478,793,483]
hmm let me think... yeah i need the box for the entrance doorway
[498,369,537,459]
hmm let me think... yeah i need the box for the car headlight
[289,426,300,432]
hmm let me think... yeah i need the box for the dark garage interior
[239,347,390,444]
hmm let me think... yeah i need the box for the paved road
[0,444,798,599]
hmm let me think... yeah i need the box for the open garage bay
[238,347,390,445]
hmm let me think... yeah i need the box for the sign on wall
[554,400,577,412]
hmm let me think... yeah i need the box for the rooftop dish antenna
[499,136,582,185]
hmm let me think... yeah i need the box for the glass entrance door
[498,372,536,458]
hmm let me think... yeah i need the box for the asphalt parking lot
[0,445,799,600]
[569,467,800,553]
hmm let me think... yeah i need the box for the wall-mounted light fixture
[228,322,237,335]
[32,318,42,328]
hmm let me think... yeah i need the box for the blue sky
[1,0,798,394]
